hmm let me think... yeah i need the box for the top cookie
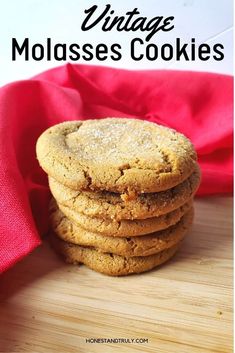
[36,118,197,194]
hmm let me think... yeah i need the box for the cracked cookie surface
[49,165,200,220]
[50,203,193,257]
[54,198,192,237]
[36,118,197,194]
[49,233,181,276]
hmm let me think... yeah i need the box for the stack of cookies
[36,118,200,276]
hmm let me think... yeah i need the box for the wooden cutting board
[0,197,233,353]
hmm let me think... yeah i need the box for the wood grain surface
[0,197,233,353]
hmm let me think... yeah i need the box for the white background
[0,0,233,86]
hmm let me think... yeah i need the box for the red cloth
[0,64,233,273]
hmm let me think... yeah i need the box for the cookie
[50,205,193,257]
[49,165,200,220]
[55,198,192,237]
[36,118,197,194]
[50,233,181,276]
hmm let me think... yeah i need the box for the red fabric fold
[0,64,233,273]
